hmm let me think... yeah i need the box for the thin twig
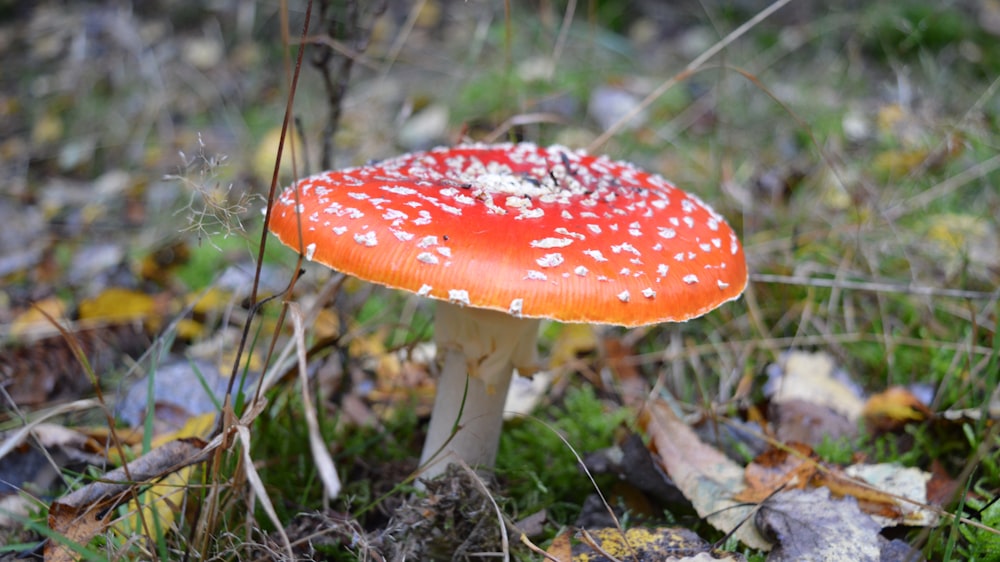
[751,273,998,301]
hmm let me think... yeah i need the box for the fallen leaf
[116,358,249,435]
[114,413,215,538]
[843,463,938,527]
[252,125,307,184]
[735,443,818,503]
[756,488,882,562]
[47,438,206,562]
[574,526,715,561]
[546,528,573,560]
[642,400,771,550]
[772,398,858,447]
[765,351,864,423]
[1,324,147,407]
[77,287,156,324]
[10,296,67,339]
[863,386,933,431]
[549,323,598,368]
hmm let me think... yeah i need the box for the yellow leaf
[872,148,929,178]
[863,386,932,431]
[31,111,64,145]
[151,412,216,446]
[549,323,597,368]
[78,288,155,323]
[253,126,306,184]
[10,297,67,338]
[314,308,340,341]
[188,287,233,315]
[114,414,215,539]
[175,318,204,340]
[876,103,907,134]
[926,213,990,252]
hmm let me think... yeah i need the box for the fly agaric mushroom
[268,142,747,479]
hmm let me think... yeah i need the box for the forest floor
[1,1,999,560]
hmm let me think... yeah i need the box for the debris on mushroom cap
[268,142,748,327]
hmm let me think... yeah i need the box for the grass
[1,0,999,560]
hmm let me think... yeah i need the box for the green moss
[497,385,631,523]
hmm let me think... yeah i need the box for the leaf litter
[3,0,1000,559]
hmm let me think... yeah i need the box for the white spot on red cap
[642,288,656,298]
[683,216,694,228]
[305,243,316,261]
[574,265,588,276]
[382,208,408,222]
[417,235,437,248]
[612,243,640,256]
[530,237,573,249]
[584,249,608,262]
[657,264,669,276]
[381,185,417,196]
[617,290,630,302]
[554,227,585,240]
[333,226,347,235]
[437,247,452,257]
[536,253,564,268]
[587,224,601,234]
[417,252,439,265]
[354,232,377,247]
[525,270,548,281]
[417,284,432,296]
[509,298,524,316]
[683,274,699,284]
[449,290,470,306]
[391,229,414,242]
[658,227,676,239]
[718,280,730,290]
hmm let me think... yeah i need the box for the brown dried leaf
[46,438,206,561]
[546,528,573,561]
[642,400,771,550]
[734,443,818,503]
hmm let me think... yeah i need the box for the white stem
[418,303,540,480]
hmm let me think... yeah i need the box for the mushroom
[268,142,747,479]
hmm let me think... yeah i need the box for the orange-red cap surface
[268,143,747,326]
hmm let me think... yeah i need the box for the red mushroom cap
[268,142,747,327]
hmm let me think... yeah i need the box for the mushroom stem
[419,302,541,480]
